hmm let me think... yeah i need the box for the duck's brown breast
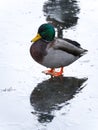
[30,40,47,63]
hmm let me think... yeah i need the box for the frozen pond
[0,0,98,130]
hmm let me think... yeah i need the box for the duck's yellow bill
[31,33,42,42]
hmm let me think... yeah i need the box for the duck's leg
[52,67,64,77]
[42,67,64,77]
[42,68,54,75]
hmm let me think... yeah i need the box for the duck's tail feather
[79,49,88,57]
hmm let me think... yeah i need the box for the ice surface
[0,0,98,130]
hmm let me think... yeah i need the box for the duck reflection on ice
[43,0,80,38]
[30,77,87,123]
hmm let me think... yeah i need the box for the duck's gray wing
[53,38,87,56]
[63,38,80,47]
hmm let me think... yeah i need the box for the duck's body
[30,38,86,68]
[30,23,87,77]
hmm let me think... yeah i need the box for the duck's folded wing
[53,39,86,56]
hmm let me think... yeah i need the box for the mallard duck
[30,23,87,77]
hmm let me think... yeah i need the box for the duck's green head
[31,23,55,42]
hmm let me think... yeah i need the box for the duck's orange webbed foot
[42,68,54,75]
[42,67,64,77]
[52,67,63,77]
